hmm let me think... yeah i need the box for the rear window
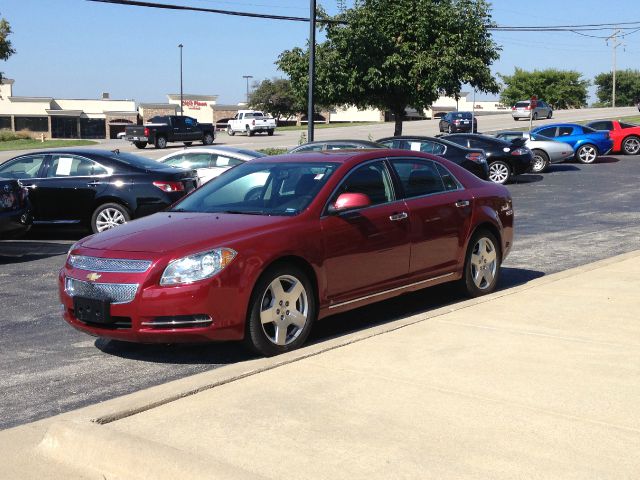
[581,126,596,133]
[620,122,638,129]
[515,102,529,108]
[237,149,267,158]
[110,152,177,170]
[452,112,472,119]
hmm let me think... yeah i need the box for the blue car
[531,124,613,164]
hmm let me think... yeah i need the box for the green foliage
[257,148,288,156]
[277,0,501,135]
[0,13,16,82]
[499,68,589,109]
[248,78,302,121]
[0,130,29,141]
[594,69,640,106]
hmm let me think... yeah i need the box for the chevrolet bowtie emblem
[86,273,102,282]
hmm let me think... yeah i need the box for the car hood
[79,212,291,253]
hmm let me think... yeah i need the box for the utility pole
[242,75,253,105]
[178,44,183,115]
[308,0,316,142]
[606,29,623,108]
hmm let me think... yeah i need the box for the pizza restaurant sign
[182,100,208,110]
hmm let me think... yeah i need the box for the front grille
[69,255,152,273]
[65,277,138,304]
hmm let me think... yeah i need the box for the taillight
[511,148,528,156]
[512,106,516,110]
[525,105,531,110]
[153,181,185,192]
[465,152,486,163]
[252,119,256,126]
[144,127,150,136]
[454,120,460,125]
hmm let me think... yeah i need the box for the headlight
[66,242,80,263]
[160,248,237,286]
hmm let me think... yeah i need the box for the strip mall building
[0,79,218,140]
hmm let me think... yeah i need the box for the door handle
[87,181,100,187]
[22,183,36,189]
[389,212,408,221]
[455,200,470,208]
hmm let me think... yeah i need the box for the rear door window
[390,159,446,198]
[47,155,109,177]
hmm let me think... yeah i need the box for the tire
[460,230,501,298]
[267,129,274,136]
[622,136,640,155]
[575,144,598,164]
[488,160,512,184]
[447,125,453,134]
[133,142,147,149]
[183,142,192,146]
[91,203,131,234]
[155,136,167,149]
[532,112,538,121]
[547,110,553,119]
[203,133,214,145]
[227,126,235,136]
[247,126,255,137]
[244,264,317,356]
[531,149,550,173]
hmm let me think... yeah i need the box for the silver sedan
[495,131,574,173]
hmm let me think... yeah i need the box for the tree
[594,69,640,107]
[499,68,589,109]
[277,0,501,135]
[248,78,302,122]
[0,13,16,82]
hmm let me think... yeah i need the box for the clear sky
[1,0,639,105]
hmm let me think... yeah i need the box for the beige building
[0,78,138,139]
[167,94,218,124]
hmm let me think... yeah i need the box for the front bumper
[0,208,32,237]
[58,255,249,343]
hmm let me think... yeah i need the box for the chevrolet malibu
[59,150,514,356]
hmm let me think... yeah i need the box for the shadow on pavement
[596,156,620,164]
[547,164,581,172]
[513,174,543,184]
[0,240,72,263]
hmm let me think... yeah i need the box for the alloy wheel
[95,208,127,232]
[577,145,597,163]
[623,137,640,155]
[531,154,546,173]
[259,275,309,346]
[470,237,497,290]
[488,162,510,184]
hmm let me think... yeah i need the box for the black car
[288,140,386,153]
[0,178,32,239]
[442,134,533,184]
[376,136,489,180]
[0,149,198,233]
[438,112,478,133]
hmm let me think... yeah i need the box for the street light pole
[308,0,316,142]
[178,44,183,116]
[242,75,253,105]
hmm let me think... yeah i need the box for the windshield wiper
[220,210,265,215]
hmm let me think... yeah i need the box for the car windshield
[172,161,338,216]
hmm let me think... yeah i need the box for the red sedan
[59,150,514,356]
[586,120,640,155]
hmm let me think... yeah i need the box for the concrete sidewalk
[2,251,640,479]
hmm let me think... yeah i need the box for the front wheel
[531,149,550,173]
[227,126,235,136]
[91,203,130,234]
[575,144,598,164]
[622,136,640,155]
[133,142,147,149]
[488,160,512,184]
[203,133,214,145]
[460,230,501,298]
[245,265,316,356]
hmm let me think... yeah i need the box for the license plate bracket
[73,296,112,324]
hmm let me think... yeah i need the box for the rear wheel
[155,136,167,149]
[622,136,640,155]
[267,129,274,136]
[575,144,598,164]
[532,112,538,120]
[531,149,550,173]
[447,125,453,134]
[547,110,553,119]
[244,265,316,356]
[247,126,255,137]
[203,133,214,145]
[460,230,501,298]
[91,203,130,233]
[133,142,147,149]
[488,160,511,184]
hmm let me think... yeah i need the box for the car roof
[158,146,265,160]
[377,135,466,147]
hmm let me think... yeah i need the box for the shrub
[0,130,31,142]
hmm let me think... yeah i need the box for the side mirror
[328,192,371,214]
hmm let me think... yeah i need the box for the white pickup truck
[227,110,276,137]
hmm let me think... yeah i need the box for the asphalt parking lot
[1,152,639,430]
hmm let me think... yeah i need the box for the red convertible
[586,120,640,155]
[59,150,513,356]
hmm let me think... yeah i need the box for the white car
[156,146,266,184]
[495,131,574,173]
